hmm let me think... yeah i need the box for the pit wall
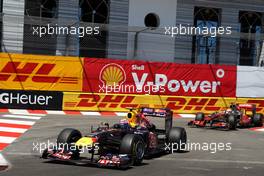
[0,52,263,114]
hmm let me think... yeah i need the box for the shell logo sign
[99,63,126,87]
[83,58,237,97]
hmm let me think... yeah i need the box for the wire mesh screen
[0,12,264,66]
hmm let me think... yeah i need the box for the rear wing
[230,103,256,111]
[140,107,172,118]
[140,107,173,135]
[238,104,255,109]
[238,104,256,114]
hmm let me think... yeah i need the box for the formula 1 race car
[41,107,187,169]
[188,103,263,130]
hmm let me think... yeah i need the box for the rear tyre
[167,127,187,152]
[195,113,205,121]
[252,114,263,127]
[120,134,145,165]
[227,115,236,130]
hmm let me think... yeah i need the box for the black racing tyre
[120,134,145,165]
[167,127,187,152]
[165,119,172,129]
[195,113,205,121]
[165,117,172,134]
[41,148,49,159]
[57,128,82,159]
[57,128,82,145]
[227,115,236,130]
[252,113,263,127]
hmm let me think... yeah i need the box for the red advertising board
[83,58,237,97]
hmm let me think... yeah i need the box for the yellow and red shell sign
[83,58,237,97]
[63,92,264,114]
[0,53,83,91]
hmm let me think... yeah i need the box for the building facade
[0,0,263,66]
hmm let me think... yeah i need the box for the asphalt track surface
[1,113,264,176]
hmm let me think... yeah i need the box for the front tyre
[57,128,82,159]
[41,148,49,159]
[227,115,236,130]
[120,134,145,165]
[57,128,82,144]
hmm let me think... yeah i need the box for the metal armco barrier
[62,92,264,114]
[0,53,264,113]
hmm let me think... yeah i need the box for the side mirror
[127,112,132,119]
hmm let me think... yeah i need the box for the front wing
[41,148,132,169]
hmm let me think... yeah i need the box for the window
[79,0,109,58]
[192,7,221,64]
[23,0,57,55]
[80,0,108,24]
[25,0,57,18]
[239,11,263,66]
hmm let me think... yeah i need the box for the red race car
[188,104,263,130]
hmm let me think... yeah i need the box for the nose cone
[75,137,95,147]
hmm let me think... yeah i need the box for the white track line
[2,115,41,120]
[8,109,28,114]
[179,166,211,171]
[178,114,196,118]
[0,136,17,144]
[81,112,101,116]
[0,127,28,133]
[157,158,264,165]
[46,111,65,115]
[115,112,127,117]
[0,119,35,126]
[7,109,46,116]
[3,152,32,156]
[0,153,9,166]
[8,112,46,117]
[255,128,264,132]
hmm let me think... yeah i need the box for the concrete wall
[127,0,177,62]
[1,0,264,66]
[174,1,193,63]
[2,0,25,53]
[107,0,130,59]
[56,0,79,56]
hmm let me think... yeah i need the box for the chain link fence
[0,13,264,66]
